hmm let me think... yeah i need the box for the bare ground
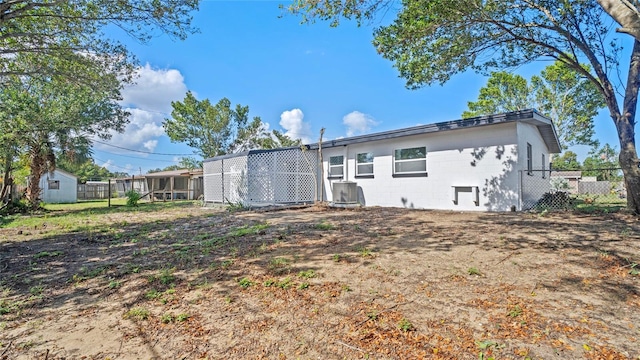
[0,203,639,359]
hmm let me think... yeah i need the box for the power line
[92,139,193,156]
[92,157,136,171]
[95,149,181,163]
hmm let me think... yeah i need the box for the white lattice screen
[223,156,248,204]
[203,159,223,203]
[248,149,317,204]
[203,149,317,205]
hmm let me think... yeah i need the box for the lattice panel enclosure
[204,149,318,205]
[248,149,317,204]
[203,159,224,203]
[223,156,248,204]
[203,148,318,206]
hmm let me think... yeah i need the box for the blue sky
[94,1,623,175]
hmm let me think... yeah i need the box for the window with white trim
[356,152,374,176]
[328,155,344,178]
[393,147,427,175]
[526,143,533,175]
[48,180,60,190]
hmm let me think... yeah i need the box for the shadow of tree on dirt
[1,206,639,357]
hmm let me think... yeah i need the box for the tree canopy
[164,92,300,159]
[288,0,640,213]
[463,62,604,149]
[0,0,199,81]
[0,53,129,207]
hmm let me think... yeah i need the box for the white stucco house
[202,109,561,211]
[38,169,78,203]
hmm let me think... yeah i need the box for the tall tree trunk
[618,40,640,214]
[25,140,55,209]
[0,149,15,204]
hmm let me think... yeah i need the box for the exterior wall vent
[333,181,358,203]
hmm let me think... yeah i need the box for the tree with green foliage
[583,144,623,181]
[164,93,245,159]
[288,0,640,213]
[0,0,201,209]
[463,62,604,150]
[462,72,531,117]
[0,0,199,81]
[0,53,128,208]
[57,160,116,183]
[551,151,582,171]
[164,92,300,158]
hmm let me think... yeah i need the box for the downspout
[344,145,349,181]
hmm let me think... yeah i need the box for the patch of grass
[228,222,269,237]
[367,311,378,321]
[124,307,150,320]
[467,267,482,276]
[238,277,254,289]
[145,289,162,300]
[357,246,374,258]
[268,257,292,274]
[72,265,108,283]
[108,280,121,289]
[332,254,342,262]
[276,277,293,289]
[398,318,414,332]
[221,259,234,269]
[629,263,639,276]
[314,220,335,230]
[153,268,176,285]
[33,251,63,259]
[176,313,190,322]
[298,282,310,290]
[298,270,316,279]
[508,305,523,317]
[161,313,174,323]
[29,285,44,297]
[263,279,276,287]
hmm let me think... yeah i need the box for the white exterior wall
[322,123,523,211]
[517,122,552,209]
[39,170,78,203]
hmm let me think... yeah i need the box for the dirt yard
[0,203,639,359]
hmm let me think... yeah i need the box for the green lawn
[0,199,199,230]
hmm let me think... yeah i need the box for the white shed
[39,169,78,204]
[203,109,561,211]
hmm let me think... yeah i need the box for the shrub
[125,190,141,207]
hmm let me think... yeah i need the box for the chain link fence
[521,169,626,211]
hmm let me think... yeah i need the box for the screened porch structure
[203,147,318,206]
[144,169,203,201]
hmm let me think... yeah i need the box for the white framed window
[328,155,344,178]
[393,147,427,175]
[48,180,60,190]
[356,152,374,177]
[526,143,533,175]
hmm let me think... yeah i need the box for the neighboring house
[39,169,78,203]
[202,109,561,211]
[550,171,582,193]
[144,169,203,201]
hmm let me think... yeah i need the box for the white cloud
[280,108,312,143]
[120,63,187,112]
[343,111,379,137]
[143,140,158,151]
[95,64,188,154]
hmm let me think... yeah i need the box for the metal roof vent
[333,181,358,204]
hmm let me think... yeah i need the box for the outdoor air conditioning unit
[333,181,358,204]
